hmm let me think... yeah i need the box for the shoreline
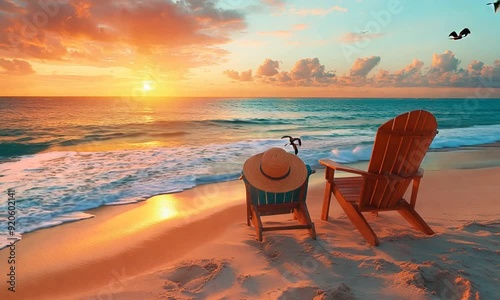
[1,142,500,250]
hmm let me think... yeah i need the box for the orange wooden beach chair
[320,110,438,246]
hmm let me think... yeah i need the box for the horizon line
[2,96,500,100]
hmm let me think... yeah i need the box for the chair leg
[293,202,316,240]
[245,191,251,226]
[398,205,434,235]
[321,169,334,221]
[246,202,251,226]
[336,194,379,246]
[250,206,263,241]
[309,223,316,240]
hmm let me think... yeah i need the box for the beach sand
[1,149,499,300]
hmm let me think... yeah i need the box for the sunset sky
[0,0,499,97]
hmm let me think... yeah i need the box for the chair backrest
[243,165,314,206]
[361,110,438,210]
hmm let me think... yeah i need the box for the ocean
[1,97,500,248]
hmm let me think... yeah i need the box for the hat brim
[243,152,307,193]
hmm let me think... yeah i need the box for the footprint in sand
[268,284,357,300]
[250,235,326,263]
[422,268,478,300]
[397,261,479,299]
[245,236,285,261]
[268,286,318,300]
[161,259,227,294]
[358,258,399,273]
[459,220,500,233]
[316,283,357,300]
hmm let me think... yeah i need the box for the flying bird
[449,28,471,40]
[487,1,500,13]
[281,135,301,155]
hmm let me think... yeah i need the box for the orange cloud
[0,0,246,74]
[256,59,280,76]
[290,5,347,16]
[257,30,291,37]
[253,57,335,86]
[480,60,500,82]
[293,24,309,30]
[263,0,286,8]
[430,50,460,72]
[378,54,499,88]
[226,51,500,89]
[0,0,21,13]
[350,56,381,77]
[374,58,426,87]
[468,60,484,76]
[0,58,35,75]
[290,58,334,81]
[223,69,253,81]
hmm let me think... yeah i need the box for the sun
[142,81,152,91]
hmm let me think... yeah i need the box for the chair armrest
[319,159,368,177]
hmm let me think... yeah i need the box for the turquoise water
[1,97,500,247]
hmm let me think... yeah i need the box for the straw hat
[243,147,307,193]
